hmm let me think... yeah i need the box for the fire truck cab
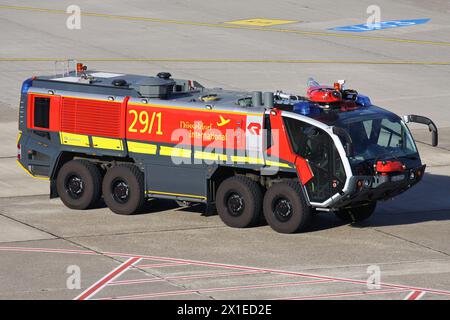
[17,63,438,233]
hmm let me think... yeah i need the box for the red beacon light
[333,80,345,91]
[76,63,87,73]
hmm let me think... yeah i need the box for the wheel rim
[273,197,293,222]
[112,179,130,204]
[226,192,245,216]
[65,174,84,199]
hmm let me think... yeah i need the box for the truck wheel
[56,159,102,210]
[335,202,376,223]
[263,181,311,233]
[216,176,262,228]
[102,164,145,215]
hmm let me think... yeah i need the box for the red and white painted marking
[100,279,334,300]
[108,270,267,286]
[1,246,449,300]
[75,257,141,300]
[273,288,411,300]
[404,290,426,300]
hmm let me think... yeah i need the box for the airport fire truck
[17,62,438,233]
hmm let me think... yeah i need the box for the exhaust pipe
[252,91,262,107]
[263,92,274,108]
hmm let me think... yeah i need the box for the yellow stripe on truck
[15,159,49,180]
[265,160,292,168]
[127,141,157,154]
[60,132,90,147]
[194,151,227,161]
[146,190,206,200]
[92,137,123,151]
[230,155,265,165]
[159,146,191,158]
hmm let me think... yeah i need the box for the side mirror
[332,126,354,157]
[403,115,438,147]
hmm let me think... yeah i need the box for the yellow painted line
[225,18,299,27]
[60,132,90,147]
[194,151,227,161]
[159,146,191,158]
[231,155,265,165]
[146,190,206,200]
[92,136,123,151]
[3,58,450,66]
[16,159,49,181]
[1,5,450,47]
[127,141,157,155]
[265,160,292,168]
[229,155,292,167]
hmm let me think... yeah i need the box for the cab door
[283,117,346,203]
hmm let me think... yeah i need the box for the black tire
[335,202,377,223]
[263,181,312,233]
[56,159,102,210]
[216,176,263,228]
[102,164,144,215]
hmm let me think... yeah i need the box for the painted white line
[108,270,267,286]
[99,279,334,300]
[102,250,450,297]
[135,261,191,268]
[0,246,97,255]
[274,288,410,300]
[74,257,141,300]
[2,246,450,298]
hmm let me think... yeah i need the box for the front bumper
[330,164,426,208]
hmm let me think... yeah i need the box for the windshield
[338,115,418,165]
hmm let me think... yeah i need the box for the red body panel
[267,111,313,184]
[295,157,314,185]
[60,97,122,138]
[125,103,248,150]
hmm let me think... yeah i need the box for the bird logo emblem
[217,115,231,127]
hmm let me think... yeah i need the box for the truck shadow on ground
[133,173,450,232]
[308,172,450,232]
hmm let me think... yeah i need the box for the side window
[33,97,50,129]
[283,117,305,154]
[283,117,346,202]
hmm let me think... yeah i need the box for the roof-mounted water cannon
[307,78,342,104]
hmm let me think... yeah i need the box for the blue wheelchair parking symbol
[329,19,430,32]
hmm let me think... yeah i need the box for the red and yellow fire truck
[17,63,438,233]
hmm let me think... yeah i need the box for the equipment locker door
[25,93,61,176]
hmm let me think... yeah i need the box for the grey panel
[145,163,207,201]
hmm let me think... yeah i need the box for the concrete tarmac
[0,0,449,300]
